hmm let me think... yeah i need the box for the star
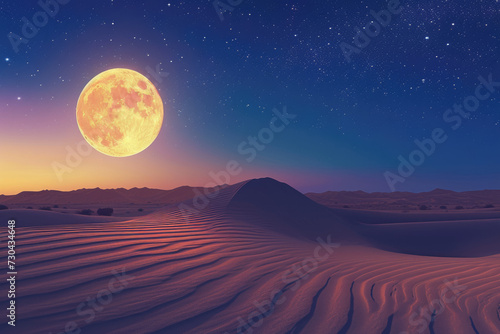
[5,58,9,62]
[17,97,21,100]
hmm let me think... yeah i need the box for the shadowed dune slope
[328,208,500,257]
[228,178,500,257]
[1,178,499,334]
[226,178,362,241]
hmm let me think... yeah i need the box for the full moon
[76,68,164,157]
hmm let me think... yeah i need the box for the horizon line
[2,177,500,196]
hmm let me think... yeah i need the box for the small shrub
[138,208,144,212]
[39,207,52,211]
[419,205,429,210]
[343,205,350,208]
[439,206,447,210]
[77,209,93,215]
[53,204,59,208]
[0,204,8,210]
[455,205,464,210]
[484,204,495,208]
[97,208,114,216]
[26,206,33,209]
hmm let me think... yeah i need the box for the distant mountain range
[0,186,209,206]
[1,184,499,210]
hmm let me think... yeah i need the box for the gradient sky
[1,0,499,195]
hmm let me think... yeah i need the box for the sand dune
[0,209,124,227]
[1,178,499,334]
[307,188,500,211]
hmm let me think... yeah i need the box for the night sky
[1,0,499,195]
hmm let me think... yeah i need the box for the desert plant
[439,206,447,210]
[484,204,495,208]
[97,208,114,216]
[419,205,429,210]
[455,205,464,210]
[26,206,33,209]
[77,209,93,215]
[138,208,144,212]
[53,204,59,208]
[39,207,52,211]
[0,204,8,210]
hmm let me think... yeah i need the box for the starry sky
[0,0,499,195]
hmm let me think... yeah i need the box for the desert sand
[0,178,499,333]
[306,188,500,211]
